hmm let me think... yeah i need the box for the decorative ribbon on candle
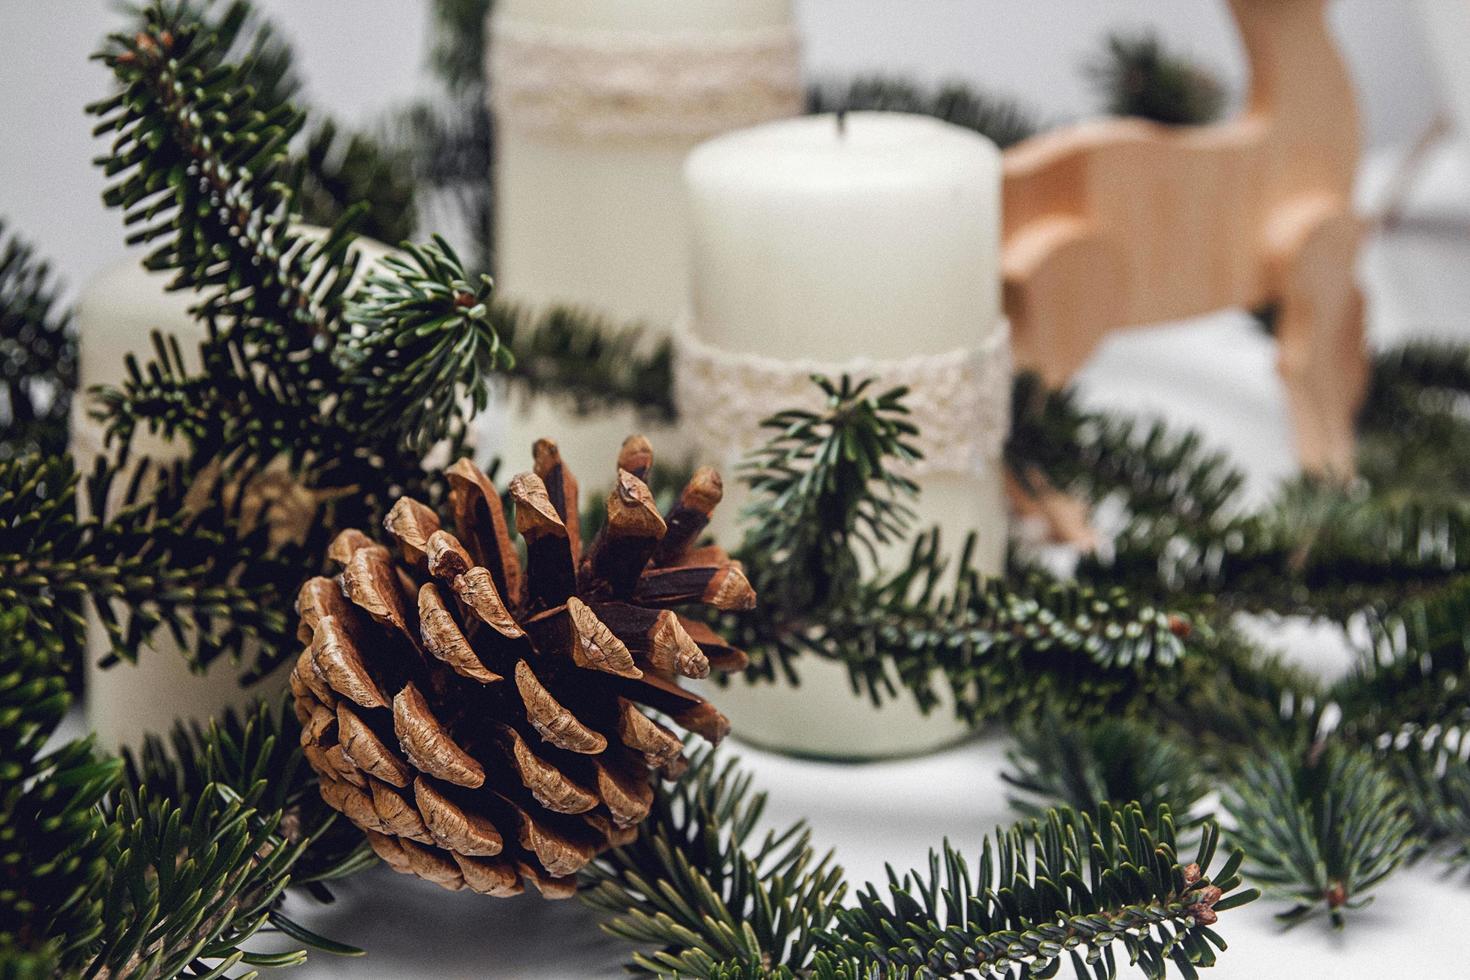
[673,318,1013,478]
[488,19,803,142]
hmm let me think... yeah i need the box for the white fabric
[672,317,1013,477]
[488,19,803,141]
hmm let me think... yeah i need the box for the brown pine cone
[291,436,753,898]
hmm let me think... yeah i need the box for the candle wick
[836,109,847,138]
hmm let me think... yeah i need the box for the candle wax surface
[685,112,1003,361]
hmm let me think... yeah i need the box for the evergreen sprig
[0,220,75,462]
[807,77,1040,150]
[1,638,360,976]
[580,746,845,976]
[1004,714,1212,825]
[1017,365,1470,624]
[0,452,288,675]
[734,377,1196,727]
[1389,732,1470,870]
[0,610,120,975]
[1224,745,1413,928]
[588,749,1255,979]
[67,2,510,678]
[1357,341,1470,501]
[740,375,920,614]
[124,699,375,901]
[781,535,1193,726]
[1088,32,1227,127]
[824,805,1252,980]
[340,235,509,455]
[193,0,418,245]
[1330,574,1470,743]
[1008,373,1244,539]
[403,0,495,274]
[485,299,676,421]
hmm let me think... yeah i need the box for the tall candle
[679,113,1011,759]
[486,0,802,480]
[74,233,392,751]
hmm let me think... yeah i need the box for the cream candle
[679,112,1011,759]
[486,0,802,479]
[74,232,392,751]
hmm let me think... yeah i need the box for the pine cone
[290,436,753,898]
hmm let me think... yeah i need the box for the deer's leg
[1267,205,1368,479]
[1003,219,1126,545]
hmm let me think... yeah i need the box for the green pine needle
[1225,744,1413,929]
[1004,713,1213,825]
[1088,32,1228,127]
[342,235,510,455]
[0,219,75,462]
[807,76,1041,150]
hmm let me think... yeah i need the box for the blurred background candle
[679,112,1011,759]
[73,233,391,751]
[486,0,802,476]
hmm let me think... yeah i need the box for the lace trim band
[673,318,1013,478]
[488,19,803,142]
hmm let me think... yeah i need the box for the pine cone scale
[293,436,750,896]
[393,682,487,788]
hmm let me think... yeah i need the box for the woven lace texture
[674,318,1013,478]
[489,19,803,141]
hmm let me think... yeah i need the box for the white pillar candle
[486,0,802,480]
[679,112,1011,759]
[74,232,392,752]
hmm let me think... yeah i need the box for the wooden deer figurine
[1002,0,1367,477]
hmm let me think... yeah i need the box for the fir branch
[783,536,1194,727]
[1389,732,1470,871]
[484,299,675,420]
[739,375,920,614]
[1225,744,1413,928]
[194,0,419,245]
[1008,373,1244,543]
[1087,32,1227,126]
[0,219,75,461]
[587,750,1254,979]
[580,745,846,976]
[1329,575,1470,742]
[0,453,289,676]
[1357,341,1470,501]
[824,804,1254,980]
[91,4,477,465]
[0,610,120,974]
[1099,479,1470,620]
[79,1,504,677]
[402,0,495,274]
[340,235,509,455]
[1158,630,1325,766]
[426,0,492,95]
[84,783,313,978]
[1004,713,1212,825]
[3,675,362,976]
[732,376,1197,727]
[124,699,375,898]
[1022,364,1470,620]
[807,77,1040,150]
[295,119,419,248]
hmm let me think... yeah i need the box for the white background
[0,0,1448,296]
[4,2,1470,978]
